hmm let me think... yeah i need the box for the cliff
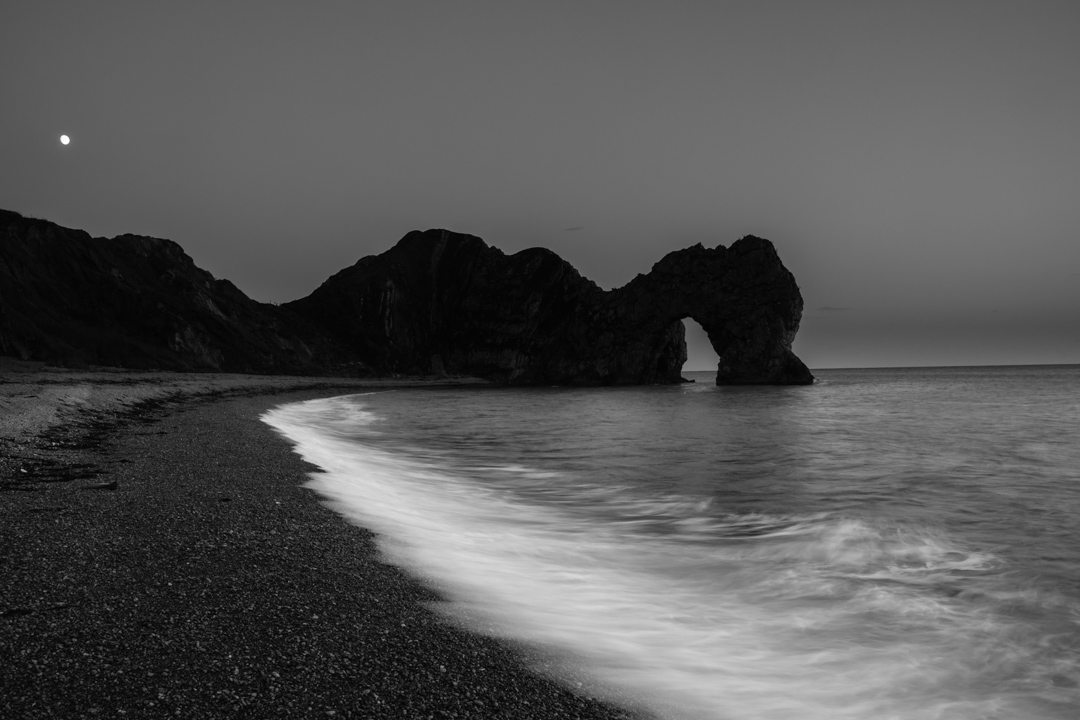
[0,210,359,374]
[286,229,813,385]
[0,210,812,384]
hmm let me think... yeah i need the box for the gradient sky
[3,1,1078,370]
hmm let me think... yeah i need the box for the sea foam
[264,392,1079,720]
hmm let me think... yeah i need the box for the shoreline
[1,370,647,719]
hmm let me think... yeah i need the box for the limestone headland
[0,209,812,385]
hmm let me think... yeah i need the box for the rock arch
[679,317,719,372]
[289,230,814,385]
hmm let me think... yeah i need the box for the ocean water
[263,366,1080,720]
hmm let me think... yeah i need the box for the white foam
[263,395,1080,720]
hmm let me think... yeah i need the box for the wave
[263,394,1080,720]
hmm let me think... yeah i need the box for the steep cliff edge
[287,229,813,385]
[1,210,812,384]
[0,210,356,373]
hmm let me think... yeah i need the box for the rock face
[0,210,355,373]
[1,209,812,384]
[287,229,814,385]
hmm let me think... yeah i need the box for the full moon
[60,134,70,145]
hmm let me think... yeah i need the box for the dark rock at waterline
[0,208,812,384]
[287,229,813,385]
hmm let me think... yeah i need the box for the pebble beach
[1,363,647,719]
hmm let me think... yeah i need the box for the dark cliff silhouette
[0,210,813,384]
[0,210,358,374]
[287,229,813,385]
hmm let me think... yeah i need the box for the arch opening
[681,317,720,374]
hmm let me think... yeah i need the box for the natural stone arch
[288,230,814,385]
[571,236,811,385]
[679,317,720,372]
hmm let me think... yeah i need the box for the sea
[262,365,1080,720]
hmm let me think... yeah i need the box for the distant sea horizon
[681,362,1080,373]
[809,361,1080,371]
[266,364,1080,720]
[676,362,1080,377]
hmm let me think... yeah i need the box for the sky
[3,0,1078,370]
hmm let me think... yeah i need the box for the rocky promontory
[288,229,813,385]
[0,210,812,384]
[0,210,357,375]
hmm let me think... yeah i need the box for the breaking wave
[264,387,1080,720]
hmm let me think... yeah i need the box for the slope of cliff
[287,229,814,385]
[0,210,356,373]
[1,210,812,384]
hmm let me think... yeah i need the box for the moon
[60,134,70,145]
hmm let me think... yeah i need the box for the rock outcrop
[0,210,357,373]
[1,209,812,384]
[287,229,813,385]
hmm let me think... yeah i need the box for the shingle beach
[1,364,648,719]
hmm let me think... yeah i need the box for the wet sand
[1,368,647,719]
